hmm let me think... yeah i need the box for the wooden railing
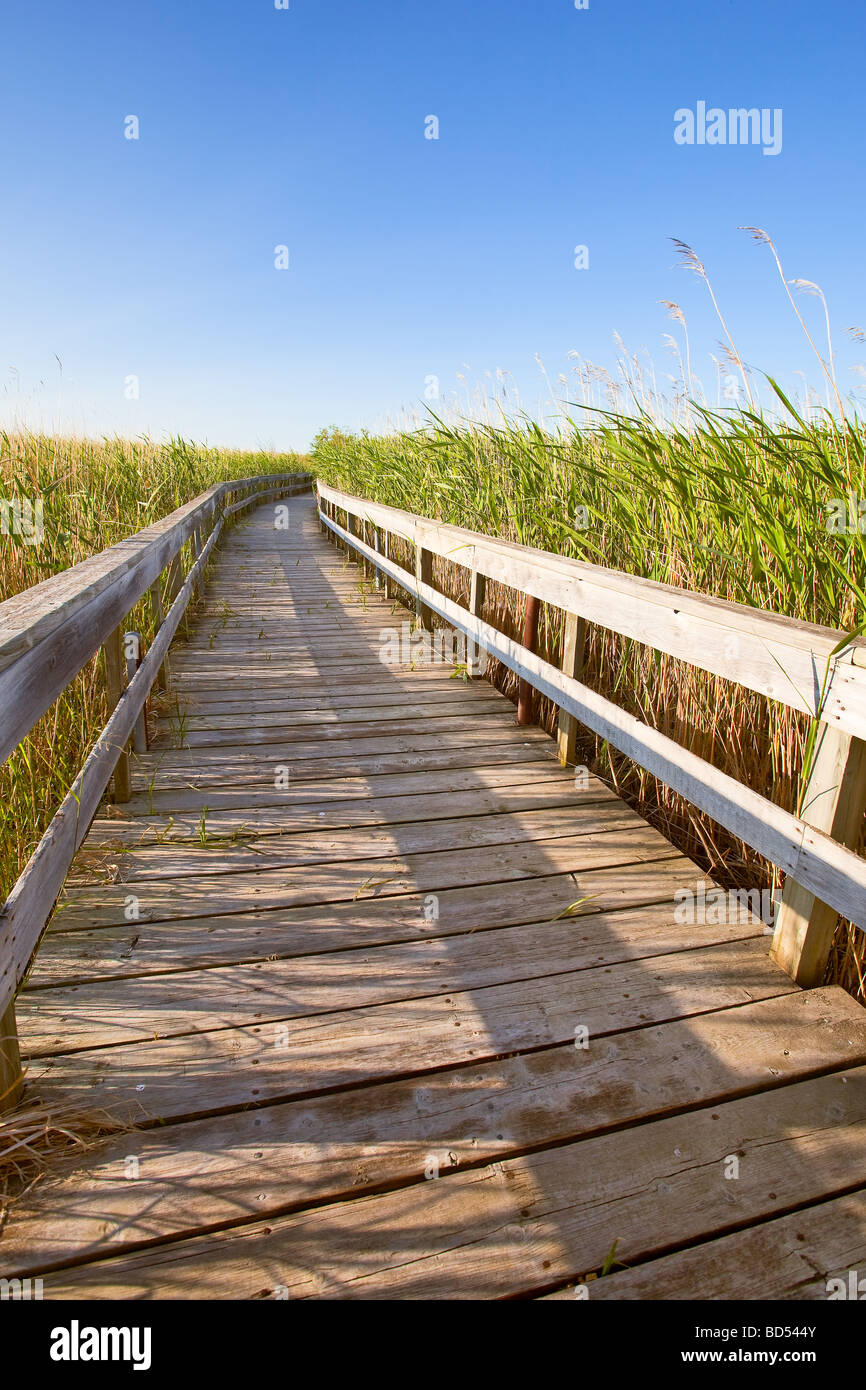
[0,471,312,1108]
[317,482,866,991]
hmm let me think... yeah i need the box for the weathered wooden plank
[112,756,563,816]
[0,999,23,1111]
[18,888,777,1053]
[121,744,556,810]
[56,822,682,928]
[129,725,554,790]
[151,697,511,739]
[26,937,795,1119]
[66,802,649,885]
[4,988,862,1276]
[85,776,618,850]
[30,858,703,985]
[32,1066,866,1298]
[151,686,504,720]
[543,1191,866,1300]
[150,710,522,753]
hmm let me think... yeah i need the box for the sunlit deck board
[4,494,866,1300]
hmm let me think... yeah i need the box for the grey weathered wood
[87,772,614,846]
[0,999,23,1111]
[772,724,866,984]
[415,544,434,631]
[25,864,733,988]
[26,937,794,1117]
[551,1190,866,1301]
[372,528,382,590]
[382,532,396,600]
[467,570,486,677]
[125,631,148,754]
[102,625,131,803]
[517,594,541,725]
[557,613,586,765]
[26,1067,866,1298]
[149,580,170,692]
[4,989,862,1272]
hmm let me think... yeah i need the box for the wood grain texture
[29,1067,866,1298]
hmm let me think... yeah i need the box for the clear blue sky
[1,0,863,450]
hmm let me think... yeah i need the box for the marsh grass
[0,432,307,903]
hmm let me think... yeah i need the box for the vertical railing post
[415,540,434,632]
[164,551,185,638]
[150,577,171,692]
[771,724,866,985]
[383,532,395,600]
[517,595,541,725]
[125,631,148,754]
[103,625,132,803]
[467,571,486,677]
[0,999,23,1113]
[346,510,358,561]
[191,526,203,601]
[372,528,382,590]
[557,613,587,764]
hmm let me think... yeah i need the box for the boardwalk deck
[4,493,866,1300]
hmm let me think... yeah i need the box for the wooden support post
[517,595,541,725]
[467,571,487,677]
[556,613,587,764]
[125,631,148,754]
[103,625,132,803]
[150,579,171,692]
[191,528,203,600]
[771,724,866,985]
[0,999,23,1113]
[372,529,382,590]
[345,511,358,560]
[383,533,395,600]
[415,544,434,631]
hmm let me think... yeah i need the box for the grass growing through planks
[0,1096,130,1210]
[313,401,866,998]
[0,432,309,905]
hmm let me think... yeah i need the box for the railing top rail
[317,482,866,739]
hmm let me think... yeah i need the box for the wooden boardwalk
[4,493,866,1299]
